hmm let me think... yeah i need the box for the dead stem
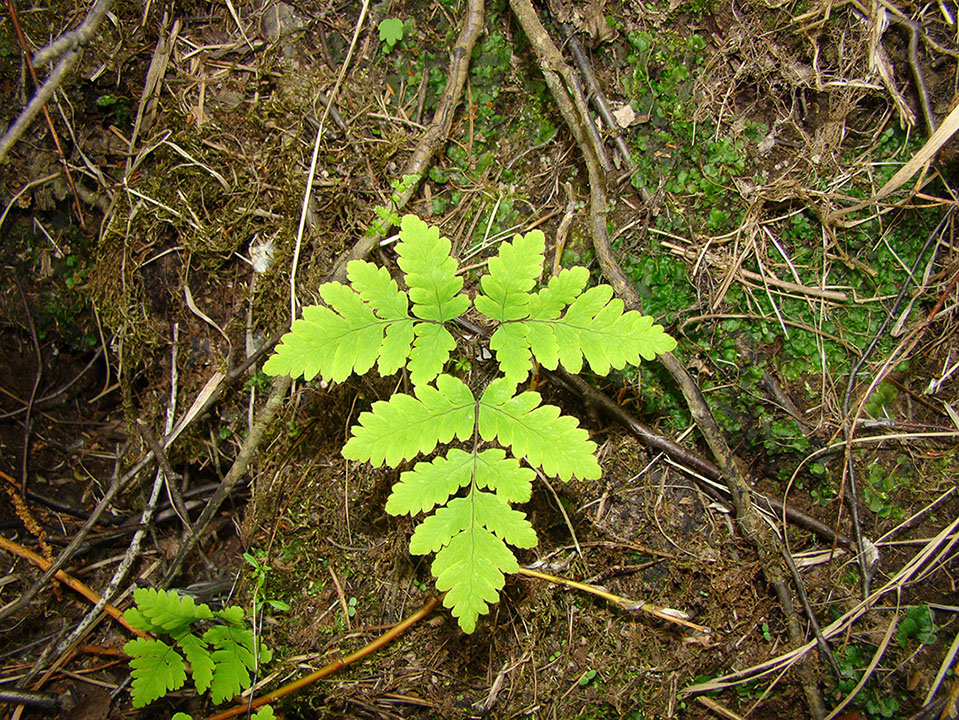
[202,595,443,720]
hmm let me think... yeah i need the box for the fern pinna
[265,215,676,632]
[123,587,273,713]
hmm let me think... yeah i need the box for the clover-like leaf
[378,17,404,49]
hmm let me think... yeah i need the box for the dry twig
[0,0,115,162]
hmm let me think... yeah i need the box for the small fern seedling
[123,587,274,717]
[265,214,676,632]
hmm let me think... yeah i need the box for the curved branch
[508,4,827,715]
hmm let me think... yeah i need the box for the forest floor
[2,0,959,718]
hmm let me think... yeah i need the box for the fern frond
[552,284,677,374]
[347,260,415,376]
[432,522,523,633]
[204,621,257,704]
[471,448,535,501]
[407,487,537,558]
[487,323,532,381]
[478,379,600,481]
[386,449,474,515]
[395,215,470,322]
[124,637,188,708]
[342,374,474,467]
[263,261,417,383]
[529,265,591,315]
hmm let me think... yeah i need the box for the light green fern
[265,215,468,386]
[266,214,676,632]
[124,588,274,714]
[476,230,677,381]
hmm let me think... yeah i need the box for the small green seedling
[244,550,291,616]
[897,605,938,649]
[124,587,274,718]
[378,18,404,53]
[265,215,675,632]
[865,381,898,418]
[367,173,420,238]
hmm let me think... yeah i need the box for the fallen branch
[544,367,852,549]
[0,0,116,162]
[331,0,486,277]
[0,536,147,639]
[5,0,84,225]
[508,2,827,714]
[518,567,709,633]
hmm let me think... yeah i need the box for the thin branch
[202,595,443,720]
[517,567,708,632]
[6,0,85,226]
[31,0,114,66]
[508,3,826,714]
[13,277,40,495]
[0,536,148,638]
[0,48,80,163]
[330,0,486,277]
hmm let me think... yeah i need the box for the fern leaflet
[342,374,474,467]
[395,214,470,322]
[180,632,215,694]
[476,232,677,381]
[478,379,601,481]
[386,448,533,515]
[125,638,188,707]
[204,621,257,704]
[473,228,544,321]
